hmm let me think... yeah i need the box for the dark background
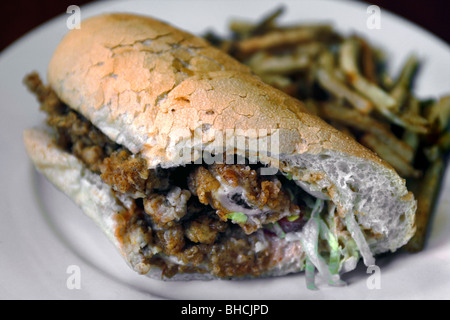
[1,0,449,52]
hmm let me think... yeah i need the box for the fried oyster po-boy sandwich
[23,13,416,288]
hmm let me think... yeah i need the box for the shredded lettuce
[305,257,318,290]
[299,199,345,289]
[256,182,375,289]
[303,195,316,210]
[226,212,248,223]
[282,172,293,180]
[319,219,340,275]
[267,222,286,238]
[344,212,375,267]
[287,215,300,222]
[324,204,360,273]
[287,193,377,290]
[320,204,341,275]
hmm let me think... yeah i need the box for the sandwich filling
[26,72,367,284]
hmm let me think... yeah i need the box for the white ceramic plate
[1,0,449,299]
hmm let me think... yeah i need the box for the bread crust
[47,13,387,169]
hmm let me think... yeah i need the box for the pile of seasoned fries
[204,7,450,252]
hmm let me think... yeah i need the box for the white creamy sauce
[214,174,266,216]
[213,172,302,218]
[216,186,264,215]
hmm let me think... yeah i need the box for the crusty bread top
[47,13,387,169]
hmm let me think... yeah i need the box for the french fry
[402,129,420,156]
[229,20,256,39]
[235,24,334,57]
[378,71,395,91]
[350,74,397,112]
[406,95,420,114]
[258,73,298,96]
[358,37,377,83]
[229,6,285,39]
[258,73,292,88]
[376,104,429,134]
[405,158,445,252]
[320,102,415,163]
[250,5,285,36]
[246,50,310,75]
[371,48,395,91]
[339,38,398,112]
[360,133,421,178]
[426,96,450,131]
[316,68,373,114]
[390,54,419,111]
[424,131,450,162]
[437,130,450,152]
[423,145,441,163]
[339,37,359,75]
[317,50,335,71]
